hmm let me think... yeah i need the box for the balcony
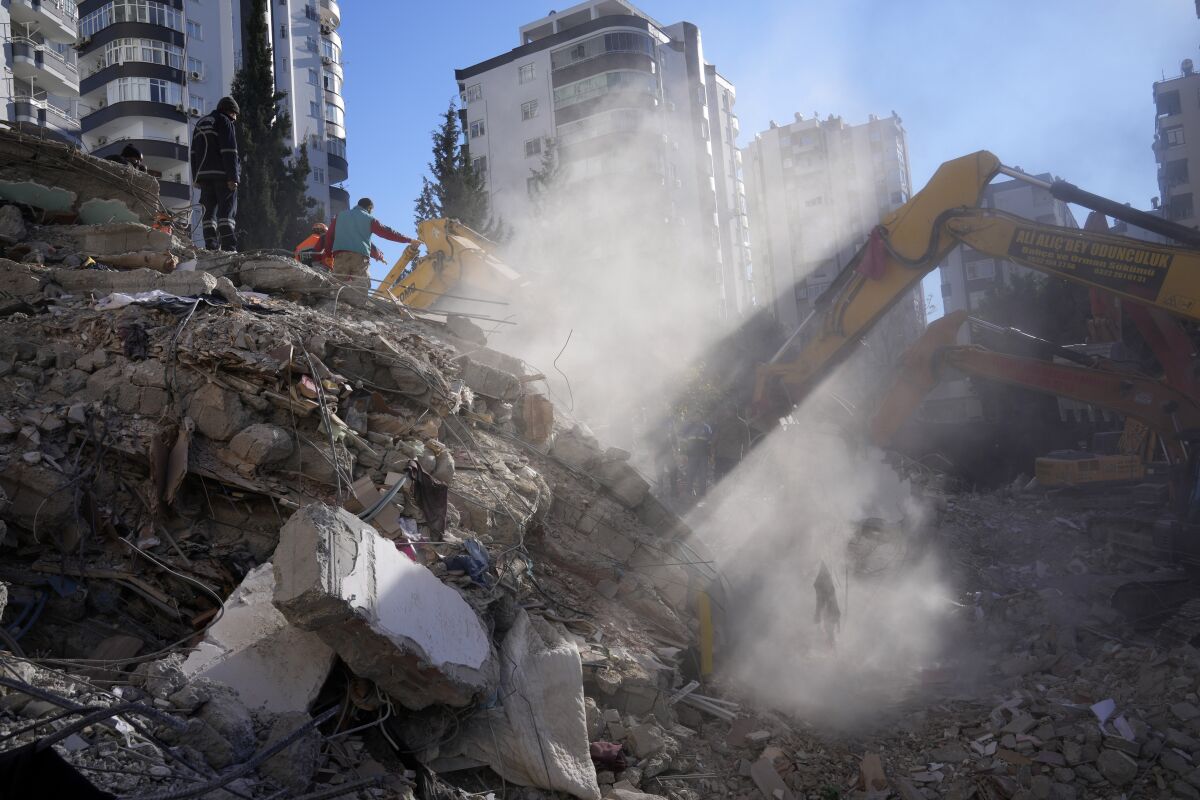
[11,38,79,95]
[319,0,341,31]
[329,185,349,209]
[10,0,77,43]
[327,152,347,183]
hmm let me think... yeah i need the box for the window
[964,260,995,281]
[304,3,317,20]
[80,1,184,36]
[570,44,586,61]
[186,19,202,39]
[890,190,906,204]
[313,167,325,183]
[105,76,181,105]
[309,101,319,117]
[464,84,482,103]
[97,38,185,71]
[1164,158,1190,188]
[524,138,541,157]
[472,155,488,178]
[521,99,538,120]
[1168,193,1194,221]
[325,103,343,126]
[1165,126,1186,146]
[518,63,535,84]
[308,68,318,85]
[189,93,205,112]
[469,119,486,138]
[1158,89,1182,117]
[323,71,342,94]
[279,24,287,38]
[187,56,203,76]
[321,38,340,62]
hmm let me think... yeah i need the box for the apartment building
[1152,58,1200,229]
[1,0,82,143]
[75,0,347,216]
[453,0,752,319]
[742,112,926,384]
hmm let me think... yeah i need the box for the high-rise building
[742,111,925,378]
[1152,58,1200,229]
[75,0,347,217]
[0,1,82,144]
[927,174,1078,421]
[453,0,752,319]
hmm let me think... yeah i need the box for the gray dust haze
[486,99,956,732]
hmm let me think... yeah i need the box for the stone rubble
[0,125,1194,800]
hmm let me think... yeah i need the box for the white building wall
[455,0,749,318]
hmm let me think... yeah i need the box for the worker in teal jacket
[323,198,416,285]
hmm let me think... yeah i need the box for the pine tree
[230,0,315,250]
[414,101,503,238]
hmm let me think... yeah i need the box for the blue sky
[338,1,1197,317]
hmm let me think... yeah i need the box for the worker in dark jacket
[323,197,416,286]
[104,144,146,172]
[189,96,240,251]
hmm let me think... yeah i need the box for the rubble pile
[1,132,1199,800]
[0,139,732,799]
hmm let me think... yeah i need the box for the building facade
[0,0,82,144]
[926,174,1079,421]
[742,111,925,386]
[453,0,752,319]
[1152,58,1200,229]
[75,0,347,218]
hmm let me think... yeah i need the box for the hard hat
[312,222,328,234]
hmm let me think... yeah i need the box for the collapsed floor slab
[272,503,497,709]
[180,563,336,714]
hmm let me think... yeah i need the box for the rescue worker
[189,96,240,251]
[294,222,330,268]
[680,417,713,498]
[104,144,146,172]
[323,197,416,287]
[813,561,841,647]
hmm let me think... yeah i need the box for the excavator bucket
[374,219,521,313]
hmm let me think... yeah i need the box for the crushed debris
[0,123,1197,800]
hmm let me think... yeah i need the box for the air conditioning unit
[189,107,200,116]
[319,24,332,35]
[320,56,331,65]
[175,103,185,112]
[189,71,202,80]
[73,36,91,50]
[96,136,107,145]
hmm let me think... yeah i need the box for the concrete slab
[181,564,335,714]
[272,503,497,709]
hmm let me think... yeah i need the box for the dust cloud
[482,87,956,732]
[687,379,957,730]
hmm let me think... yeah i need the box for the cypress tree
[414,101,503,238]
[230,0,315,250]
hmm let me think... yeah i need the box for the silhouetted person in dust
[814,561,841,647]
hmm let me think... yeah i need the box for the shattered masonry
[0,124,1197,800]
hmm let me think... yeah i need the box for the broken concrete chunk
[627,723,666,758]
[181,563,334,713]
[458,358,520,401]
[259,711,321,794]
[228,423,295,466]
[1096,748,1137,786]
[272,503,497,709]
[187,383,251,441]
[0,204,26,244]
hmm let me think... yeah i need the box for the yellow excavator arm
[374,218,520,311]
[755,150,1200,420]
